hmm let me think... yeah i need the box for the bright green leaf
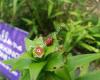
[46,53,64,71]
[29,62,46,80]
[76,70,100,80]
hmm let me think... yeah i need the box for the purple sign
[0,22,28,80]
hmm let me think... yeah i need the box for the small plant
[3,29,100,80]
[1,0,100,80]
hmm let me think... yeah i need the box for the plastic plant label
[0,22,28,80]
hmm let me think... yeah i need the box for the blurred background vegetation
[0,0,99,38]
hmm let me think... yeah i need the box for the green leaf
[55,67,71,80]
[33,36,45,48]
[79,42,99,52]
[64,30,73,52]
[46,53,64,71]
[76,70,100,80]
[67,54,100,72]
[3,58,18,66]
[66,54,100,80]
[22,18,33,25]
[25,38,33,51]
[13,0,18,16]
[79,63,89,76]
[12,58,32,70]
[93,34,100,38]
[3,57,32,71]
[29,62,46,80]
[51,11,64,18]
[48,0,54,18]
[41,72,61,80]
[89,26,100,34]
[20,52,33,60]
[20,70,30,80]
[29,24,38,37]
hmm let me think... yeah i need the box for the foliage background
[0,0,100,80]
[0,0,99,37]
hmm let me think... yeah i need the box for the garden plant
[1,0,100,80]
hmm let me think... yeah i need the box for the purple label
[0,22,28,80]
